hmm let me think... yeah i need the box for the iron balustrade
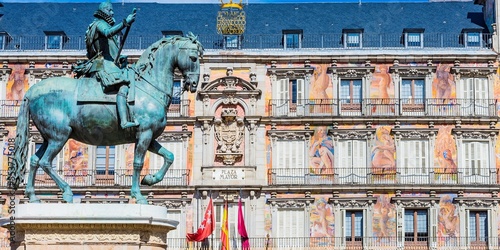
[0,33,493,51]
[0,169,190,187]
[268,167,499,186]
[163,237,499,250]
[268,98,498,117]
[0,99,189,118]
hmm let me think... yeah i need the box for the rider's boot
[117,85,139,129]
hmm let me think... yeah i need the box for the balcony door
[459,77,489,116]
[275,78,305,116]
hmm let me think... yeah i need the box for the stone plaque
[213,168,245,180]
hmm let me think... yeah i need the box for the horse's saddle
[76,73,135,104]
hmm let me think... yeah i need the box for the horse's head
[177,33,204,93]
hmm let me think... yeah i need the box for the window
[215,203,238,243]
[96,146,115,175]
[276,208,305,238]
[461,29,483,47]
[0,32,7,50]
[224,35,240,49]
[403,29,424,48]
[469,211,488,242]
[162,30,183,38]
[282,29,302,49]
[459,77,489,116]
[345,211,363,241]
[399,140,429,183]
[404,209,428,242]
[274,140,305,184]
[275,78,305,116]
[343,29,363,48]
[401,79,424,102]
[338,140,367,184]
[44,31,65,50]
[172,80,182,105]
[340,79,362,103]
[462,141,489,183]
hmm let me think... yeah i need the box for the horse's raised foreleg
[131,130,153,204]
[39,140,73,203]
[141,140,174,186]
[25,141,48,203]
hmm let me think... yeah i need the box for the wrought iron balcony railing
[1,33,493,52]
[162,236,498,250]
[0,169,190,187]
[268,98,498,117]
[268,167,498,186]
[0,99,190,118]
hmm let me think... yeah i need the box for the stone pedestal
[3,203,178,250]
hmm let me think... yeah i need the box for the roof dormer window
[282,29,302,49]
[342,29,363,48]
[0,32,10,50]
[402,28,424,48]
[44,31,66,50]
[461,29,482,47]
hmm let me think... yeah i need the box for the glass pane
[47,35,61,49]
[172,80,181,104]
[347,33,360,47]
[467,32,480,47]
[407,33,421,47]
[286,34,300,48]
[401,79,412,99]
[224,35,239,48]
[0,35,4,50]
[291,80,297,104]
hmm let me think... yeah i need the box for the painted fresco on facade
[438,194,459,239]
[310,64,332,99]
[434,126,458,183]
[433,64,455,99]
[370,64,394,99]
[6,64,28,101]
[309,127,334,175]
[372,194,396,238]
[61,139,89,185]
[310,197,334,238]
[371,127,396,179]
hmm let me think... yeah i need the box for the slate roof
[0,1,487,37]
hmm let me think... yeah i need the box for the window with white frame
[215,203,239,242]
[275,78,305,116]
[399,140,429,182]
[345,210,363,241]
[224,35,241,49]
[337,139,367,184]
[343,29,363,48]
[404,209,428,242]
[95,145,116,176]
[458,77,489,116]
[276,140,305,170]
[0,32,7,50]
[461,29,482,47]
[462,141,489,183]
[282,29,302,49]
[401,78,425,103]
[276,208,305,238]
[403,29,424,48]
[468,210,488,242]
[44,31,65,50]
[172,80,182,105]
[166,210,184,246]
[339,78,362,104]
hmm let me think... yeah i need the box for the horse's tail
[8,98,30,190]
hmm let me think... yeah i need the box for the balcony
[268,167,498,186]
[0,99,190,119]
[0,33,492,52]
[162,237,496,250]
[0,169,190,187]
[268,98,498,118]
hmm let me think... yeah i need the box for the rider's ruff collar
[94,10,115,26]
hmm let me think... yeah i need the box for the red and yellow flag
[220,200,230,250]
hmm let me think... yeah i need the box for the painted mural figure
[371,127,396,173]
[84,1,139,129]
[309,127,334,174]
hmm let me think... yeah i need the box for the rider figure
[85,1,139,129]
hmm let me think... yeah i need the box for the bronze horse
[9,35,203,204]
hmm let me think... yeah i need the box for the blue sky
[0,0,448,3]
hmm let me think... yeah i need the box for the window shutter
[352,79,362,102]
[474,78,488,100]
[296,79,304,105]
[352,140,367,174]
[338,140,350,178]
[279,78,289,100]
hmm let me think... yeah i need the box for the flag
[221,200,230,250]
[187,198,215,242]
[238,198,250,249]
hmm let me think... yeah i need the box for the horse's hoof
[141,174,154,186]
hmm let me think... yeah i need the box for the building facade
[0,0,499,249]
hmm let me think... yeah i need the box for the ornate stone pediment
[26,65,71,79]
[156,130,192,142]
[388,65,436,76]
[327,66,375,78]
[451,128,498,140]
[198,74,261,101]
[453,197,500,207]
[328,197,377,207]
[450,65,496,78]
[267,129,314,141]
[391,128,438,140]
[267,197,315,208]
[328,128,375,140]
[391,197,440,207]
